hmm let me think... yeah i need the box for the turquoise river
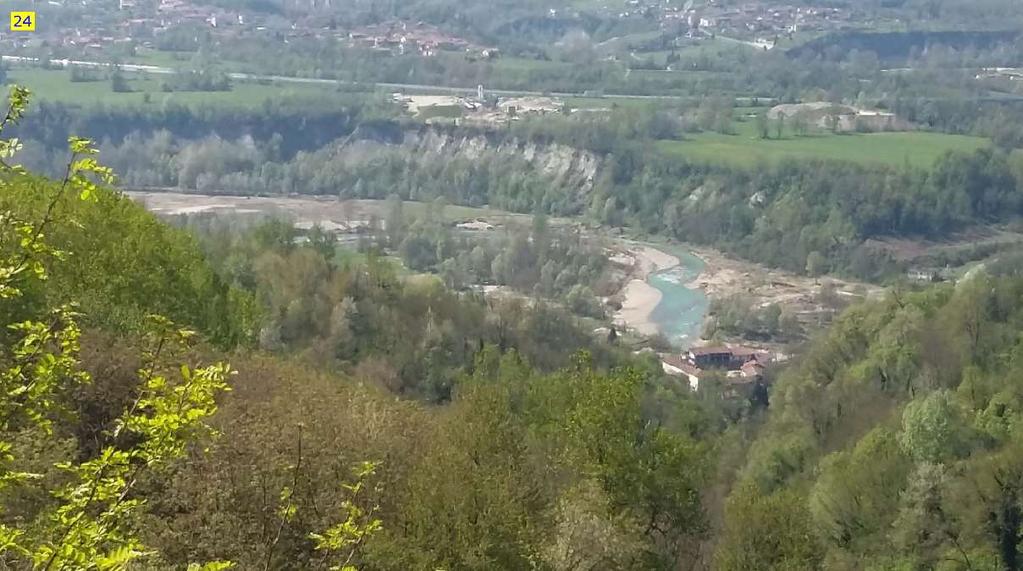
[647,251,710,347]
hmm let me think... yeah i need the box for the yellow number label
[10,11,35,31]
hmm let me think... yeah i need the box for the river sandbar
[613,244,682,335]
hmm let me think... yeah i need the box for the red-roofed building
[662,354,703,390]
[741,361,765,380]
[663,345,771,391]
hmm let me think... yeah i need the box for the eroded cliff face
[405,129,599,185]
[336,125,601,200]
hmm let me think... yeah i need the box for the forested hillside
[0,88,735,567]
[718,275,1023,570]
[0,168,254,347]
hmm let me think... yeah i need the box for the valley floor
[127,190,881,349]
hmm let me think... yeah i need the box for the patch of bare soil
[866,225,1023,262]
[687,245,884,325]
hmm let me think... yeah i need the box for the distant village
[621,0,858,49]
[4,0,866,60]
[347,21,497,59]
[1,0,496,59]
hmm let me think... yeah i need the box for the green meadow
[7,67,359,108]
[656,117,990,167]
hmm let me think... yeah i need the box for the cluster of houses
[347,21,494,59]
[907,266,954,283]
[766,102,910,133]
[661,345,772,394]
[691,3,850,35]
[621,0,855,45]
[18,0,488,61]
[392,90,566,125]
[976,67,1023,82]
[6,0,250,52]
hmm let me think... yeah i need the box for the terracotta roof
[678,362,703,376]
[662,354,686,368]
[688,346,733,356]
[721,346,772,362]
[662,355,703,377]
[741,362,765,378]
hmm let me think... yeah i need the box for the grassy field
[126,48,197,68]
[490,56,574,75]
[7,67,361,108]
[656,118,990,167]
[564,96,662,109]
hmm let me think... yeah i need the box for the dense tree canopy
[0,86,729,568]
[719,274,1023,570]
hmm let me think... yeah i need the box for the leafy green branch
[0,85,233,570]
[310,461,383,571]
